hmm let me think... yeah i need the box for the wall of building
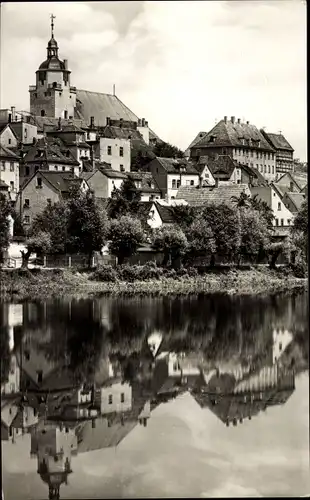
[99,382,132,415]
[99,137,130,172]
[0,159,19,200]
[146,203,162,229]
[271,188,294,227]
[30,88,56,118]
[1,355,20,395]
[54,86,76,119]
[0,126,18,148]
[232,148,276,182]
[167,173,199,199]
[137,125,150,145]
[18,175,60,227]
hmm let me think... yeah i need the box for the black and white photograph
[0,1,308,499]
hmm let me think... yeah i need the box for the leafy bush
[118,263,163,282]
[175,266,198,278]
[92,264,118,282]
[290,260,307,278]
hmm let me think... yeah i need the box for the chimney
[90,116,94,128]
[237,118,241,124]
[145,120,148,127]
[64,59,68,70]
[224,116,227,123]
[106,117,110,126]
[231,116,235,124]
[11,106,16,122]
[141,118,145,127]
[246,120,249,125]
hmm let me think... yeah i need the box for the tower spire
[50,13,56,38]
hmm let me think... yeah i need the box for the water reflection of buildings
[1,307,301,500]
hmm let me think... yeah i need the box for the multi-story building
[250,185,295,228]
[189,116,277,182]
[147,157,200,200]
[0,145,20,201]
[260,130,294,179]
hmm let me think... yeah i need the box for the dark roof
[0,123,19,140]
[22,137,79,166]
[75,90,159,141]
[0,179,9,189]
[82,160,94,172]
[21,170,81,194]
[155,202,177,223]
[283,192,306,212]
[0,144,19,159]
[185,131,208,156]
[155,157,199,175]
[99,125,142,141]
[26,115,87,133]
[205,155,237,180]
[192,119,275,152]
[239,163,268,186]
[261,131,294,152]
[176,184,251,206]
[100,168,127,179]
[127,172,161,193]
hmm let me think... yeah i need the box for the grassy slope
[0,267,307,301]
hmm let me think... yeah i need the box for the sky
[0,1,307,160]
[2,373,309,499]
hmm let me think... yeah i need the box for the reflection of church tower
[29,14,76,119]
[31,423,77,500]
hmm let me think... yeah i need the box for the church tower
[29,15,76,120]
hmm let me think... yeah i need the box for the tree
[231,193,274,228]
[32,200,69,254]
[108,215,144,265]
[201,204,241,264]
[267,239,292,269]
[238,208,271,264]
[131,147,155,172]
[152,225,188,268]
[110,177,142,218]
[185,216,216,263]
[20,231,51,268]
[0,193,12,264]
[153,141,184,159]
[291,200,308,263]
[172,204,198,231]
[66,190,109,267]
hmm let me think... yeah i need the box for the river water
[1,292,309,499]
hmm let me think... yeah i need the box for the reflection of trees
[3,292,307,386]
[0,326,10,384]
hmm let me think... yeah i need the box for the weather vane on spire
[50,13,56,37]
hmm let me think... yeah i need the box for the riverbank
[0,266,307,301]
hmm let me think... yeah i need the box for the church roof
[38,57,66,71]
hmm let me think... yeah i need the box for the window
[25,129,28,139]
[121,393,125,403]
[275,218,279,226]
[268,165,270,173]
[119,147,124,157]
[190,180,194,186]
[107,146,112,155]
[272,165,274,174]
[37,370,43,383]
[10,162,14,172]
[62,166,65,171]
[25,166,30,176]
[281,219,284,226]
[10,181,14,190]
[287,219,291,225]
[24,199,30,207]
[37,178,42,187]
[40,110,45,117]
[54,165,58,171]
[120,164,125,172]
[264,165,267,174]
[8,138,11,145]
[277,202,281,211]
[172,179,176,189]
[24,215,30,224]
[108,395,113,404]
[65,427,69,433]
[1,161,5,171]
[47,199,51,205]
[64,110,68,119]
[256,164,259,169]
[176,180,181,188]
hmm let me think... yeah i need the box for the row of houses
[0,20,307,243]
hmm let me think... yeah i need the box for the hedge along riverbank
[0,263,307,302]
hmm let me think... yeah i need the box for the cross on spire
[50,14,56,37]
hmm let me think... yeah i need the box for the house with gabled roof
[147,157,200,201]
[250,184,295,228]
[81,168,126,199]
[274,172,303,196]
[1,397,20,441]
[260,130,294,178]
[20,136,80,183]
[184,131,207,158]
[0,123,19,149]
[17,170,89,228]
[189,116,277,182]
[127,171,161,201]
